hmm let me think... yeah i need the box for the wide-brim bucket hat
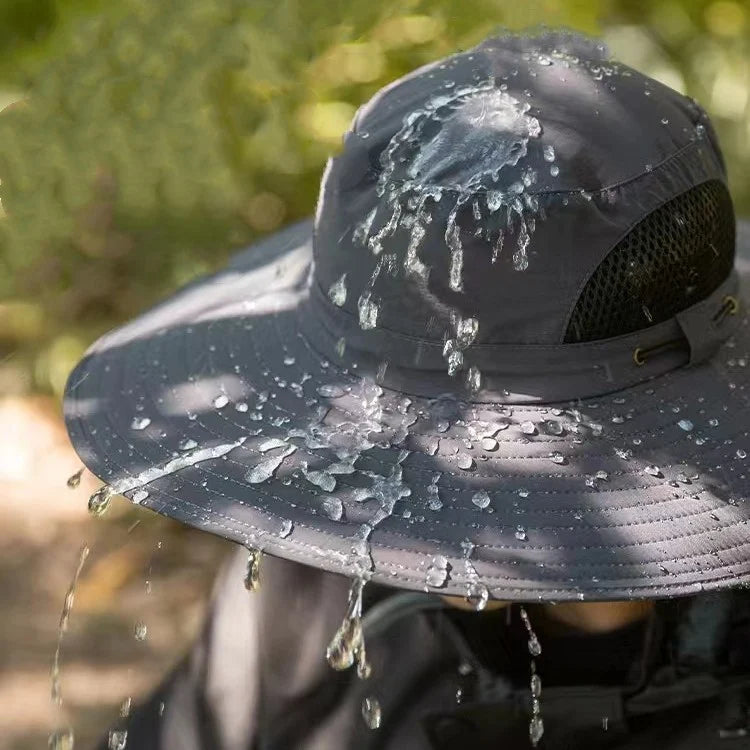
[64,32,750,603]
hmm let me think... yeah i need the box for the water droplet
[245,453,287,484]
[328,274,348,307]
[446,348,463,376]
[427,474,442,510]
[317,383,346,398]
[436,420,450,434]
[515,525,528,541]
[119,697,132,718]
[543,144,555,162]
[49,729,74,750]
[134,622,147,641]
[531,673,542,697]
[88,485,114,517]
[615,447,632,460]
[51,545,89,709]
[529,715,545,746]
[595,470,609,481]
[326,578,367,671]
[259,438,289,453]
[235,401,249,412]
[455,317,479,348]
[661,117,669,125]
[737,449,747,459]
[481,437,499,451]
[709,418,719,427]
[283,355,296,366]
[426,555,450,587]
[244,548,261,592]
[108,730,128,750]
[518,488,530,498]
[457,453,474,470]
[213,395,229,409]
[549,451,566,465]
[644,465,662,477]
[466,365,482,393]
[131,416,151,430]
[520,421,536,435]
[678,419,694,432]
[550,165,560,176]
[131,489,149,504]
[472,490,491,509]
[426,437,440,456]
[544,420,563,436]
[537,55,553,66]
[466,581,489,611]
[303,465,337,492]
[323,497,344,521]
[362,696,382,730]
[178,438,198,451]
[66,467,84,489]
[279,519,294,538]
[358,292,379,330]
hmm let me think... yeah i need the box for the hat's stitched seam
[290,304,735,431]
[72,374,750,578]
[82,295,746,519]
[151,494,750,591]
[256,315,745,498]
[259,312,747,485]
[308,279,688,355]
[367,137,708,198]
[298,285,745,419]
[96,326,747,550]
[72,354,749,586]
[134,302,746,505]
[67,268,750,571]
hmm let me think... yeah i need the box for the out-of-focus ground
[0,396,232,750]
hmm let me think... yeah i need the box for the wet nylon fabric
[95,553,750,750]
[63,34,750,602]
[302,272,740,402]
[63,222,750,602]
[316,37,726,345]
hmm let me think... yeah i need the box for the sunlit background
[0,1,748,747]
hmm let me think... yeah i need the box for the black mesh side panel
[564,180,735,343]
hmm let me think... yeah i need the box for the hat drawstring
[634,294,740,366]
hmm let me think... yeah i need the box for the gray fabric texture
[64,34,750,602]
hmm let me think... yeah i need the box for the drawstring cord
[633,295,739,366]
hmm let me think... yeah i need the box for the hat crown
[312,33,729,356]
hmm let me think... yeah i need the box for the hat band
[300,271,740,404]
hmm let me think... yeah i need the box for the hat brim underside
[64,220,750,602]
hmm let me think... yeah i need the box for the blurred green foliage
[0,0,748,395]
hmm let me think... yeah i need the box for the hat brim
[64,219,750,602]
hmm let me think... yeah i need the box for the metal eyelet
[723,295,739,316]
[633,347,646,366]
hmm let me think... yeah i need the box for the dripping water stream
[49,544,90,749]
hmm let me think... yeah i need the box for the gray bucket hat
[64,32,750,603]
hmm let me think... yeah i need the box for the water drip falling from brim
[66,467,84,489]
[325,577,371,681]
[244,548,261,592]
[519,606,544,746]
[51,542,90,728]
